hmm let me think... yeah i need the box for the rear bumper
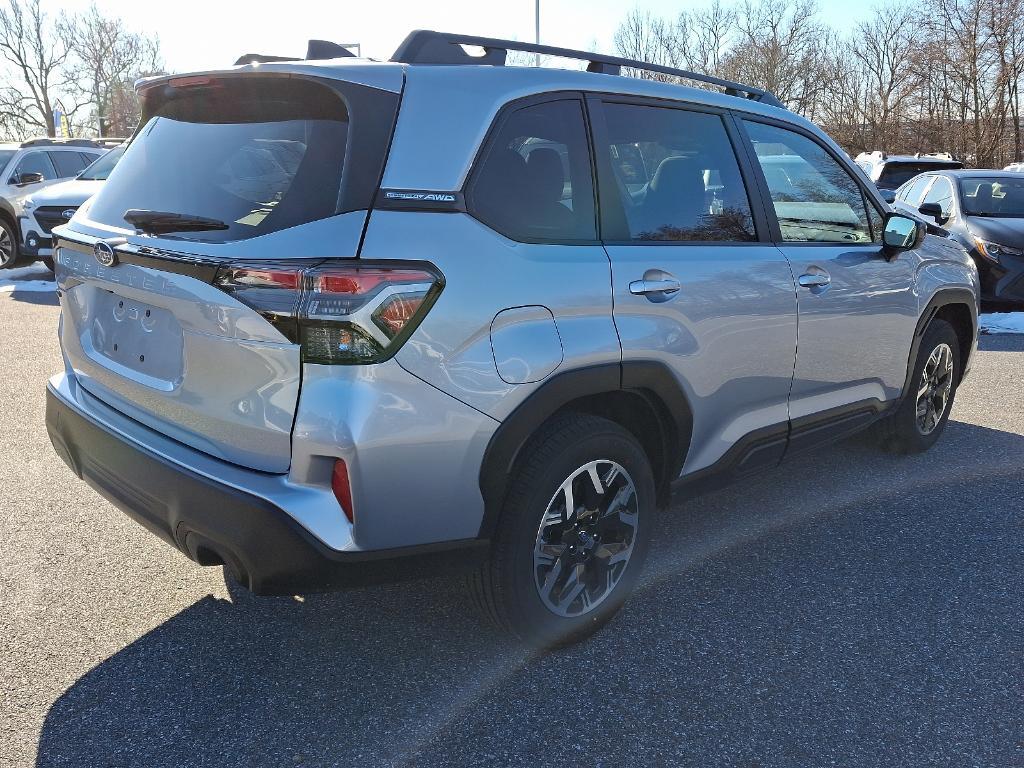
[46,380,488,595]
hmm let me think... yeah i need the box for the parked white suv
[0,138,109,268]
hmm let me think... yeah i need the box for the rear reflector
[331,459,354,523]
[213,261,443,364]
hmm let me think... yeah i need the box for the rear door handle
[629,278,682,296]
[798,272,831,288]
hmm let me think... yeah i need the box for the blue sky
[51,0,874,73]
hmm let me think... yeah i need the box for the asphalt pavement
[1,277,1021,767]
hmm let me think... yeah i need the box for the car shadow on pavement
[35,419,1023,767]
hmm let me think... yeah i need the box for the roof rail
[390,30,785,108]
[19,137,105,148]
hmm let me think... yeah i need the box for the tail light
[331,459,354,523]
[214,261,443,364]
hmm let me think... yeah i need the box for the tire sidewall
[0,218,18,269]
[499,418,655,647]
[898,319,961,451]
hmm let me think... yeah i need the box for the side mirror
[882,212,924,253]
[918,202,944,223]
[12,171,44,186]
[879,189,896,204]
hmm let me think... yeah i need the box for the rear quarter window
[467,98,597,243]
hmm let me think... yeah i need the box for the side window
[744,121,875,244]
[600,103,756,242]
[922,177,954,218]
[49,151,90,178]
[13,151,57,182]
[468,99,595,242]
[903,175,933,206]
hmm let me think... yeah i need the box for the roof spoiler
[234,39,357,67]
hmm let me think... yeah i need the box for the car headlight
[974,237,1024,263]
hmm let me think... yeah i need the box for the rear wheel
[470,413,655,647]
[872,318,960,454]
[0,219,19,269]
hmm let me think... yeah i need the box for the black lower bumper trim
[46,387,488,595]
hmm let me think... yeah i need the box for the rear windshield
[878,162,962,188]
[87,77,358,242]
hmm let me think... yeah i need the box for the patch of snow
[0,261,55,293]
[979,312,1024,334]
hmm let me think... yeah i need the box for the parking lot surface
[1,278,1021,768]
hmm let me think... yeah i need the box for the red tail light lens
[213,261,443,364]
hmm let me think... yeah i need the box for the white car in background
[20,144,126,270]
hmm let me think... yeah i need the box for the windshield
[86,77,352,243]
[78,145,126,180]
[0,149,16,172]
[878,162,962,189]
[960,176,1024,217]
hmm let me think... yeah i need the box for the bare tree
[68,3,163,136]
[0,0,77,137]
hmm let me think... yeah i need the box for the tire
[469,413,656,648]
[0,218,19,269]
[41,256,54,272]
[872,318,961,454]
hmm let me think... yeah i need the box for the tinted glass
[78,145,126,180]
[0,150,15,172]
[901,175,932,205]
[15,151,56,181]
[470,100,596,241]
[87,78,350,242]
[601,104,755,242]
[745,121,874,244]
[49,151,90,178]
[960,176,1024,217]
[878,162,961,188]
[922,177,955,218]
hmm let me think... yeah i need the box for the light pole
[535,0,540,66]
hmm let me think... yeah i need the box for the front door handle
[629,278,682,297]
[798,272,831,288]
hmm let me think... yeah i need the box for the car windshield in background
[960,176,1024,217]
[77,145,126,181]
[85,77,349,242]
[879,162,961,188]
[0,149,16,172]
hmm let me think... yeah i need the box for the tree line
[614,0,1024,168]
[0,0,162,141]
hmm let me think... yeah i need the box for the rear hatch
[54,69,401,472]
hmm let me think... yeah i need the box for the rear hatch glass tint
[879,162,962,188]
[88,76,395,242]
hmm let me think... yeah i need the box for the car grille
[33,206,78,235]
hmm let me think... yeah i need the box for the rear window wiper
[124,209,230,235]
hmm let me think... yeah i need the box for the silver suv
[46,32,979,646]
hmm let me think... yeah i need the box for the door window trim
[587,94,772,247]
[463,91,601,246]
[733,113,888,248]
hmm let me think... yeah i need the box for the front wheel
[0,219,19,269]
[470,413,655,647]
[872,318,961,454]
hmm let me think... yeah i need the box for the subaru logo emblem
[61,209,76,220]
[93,240,117,267]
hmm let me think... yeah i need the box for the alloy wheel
[0,227,13,267]
[916,342,954,435]
[533,459,639,618]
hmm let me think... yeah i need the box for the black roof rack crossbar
[390,30,785,108]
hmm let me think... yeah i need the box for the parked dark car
[894,170,1024,305]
